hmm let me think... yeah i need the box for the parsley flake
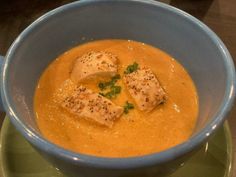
[124,101,134,114]
[100,85,122,99]
[124,62,139,74]
[98,75,122,99]
[98,74,121,90]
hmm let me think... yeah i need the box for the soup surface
[34,39,198,157]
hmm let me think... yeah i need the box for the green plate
[0,117,233,177]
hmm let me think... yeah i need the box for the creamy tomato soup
[34,40,198,157]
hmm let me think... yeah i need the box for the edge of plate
[224,122,234,177]
[0,116,10,177]
[0,117,234,177]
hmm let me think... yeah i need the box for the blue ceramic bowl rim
[1,0,235,169]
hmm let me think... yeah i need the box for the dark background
[0,0,235,176]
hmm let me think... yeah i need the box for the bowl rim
[1,0,235,169]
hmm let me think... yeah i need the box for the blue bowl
[1,0,235,176]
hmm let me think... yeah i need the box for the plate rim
[0,117,234,177]
[224,122,234,177]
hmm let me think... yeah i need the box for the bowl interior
[3,0,233,149]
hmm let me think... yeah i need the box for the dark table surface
[0,0,235,176]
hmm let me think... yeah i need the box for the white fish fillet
[70,51,118,82]
[123,67,167,112]
[55,80,123,127]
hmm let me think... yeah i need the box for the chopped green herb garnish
[111,85,121,94]
[98,74,121,90]
[124,62,139,74]
[98,74,122,99]
[124,101,134,114]
[98,83,107,90]
[109,74,121,87]
[100,85,122,99]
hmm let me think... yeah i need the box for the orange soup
[34,39,198,157]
